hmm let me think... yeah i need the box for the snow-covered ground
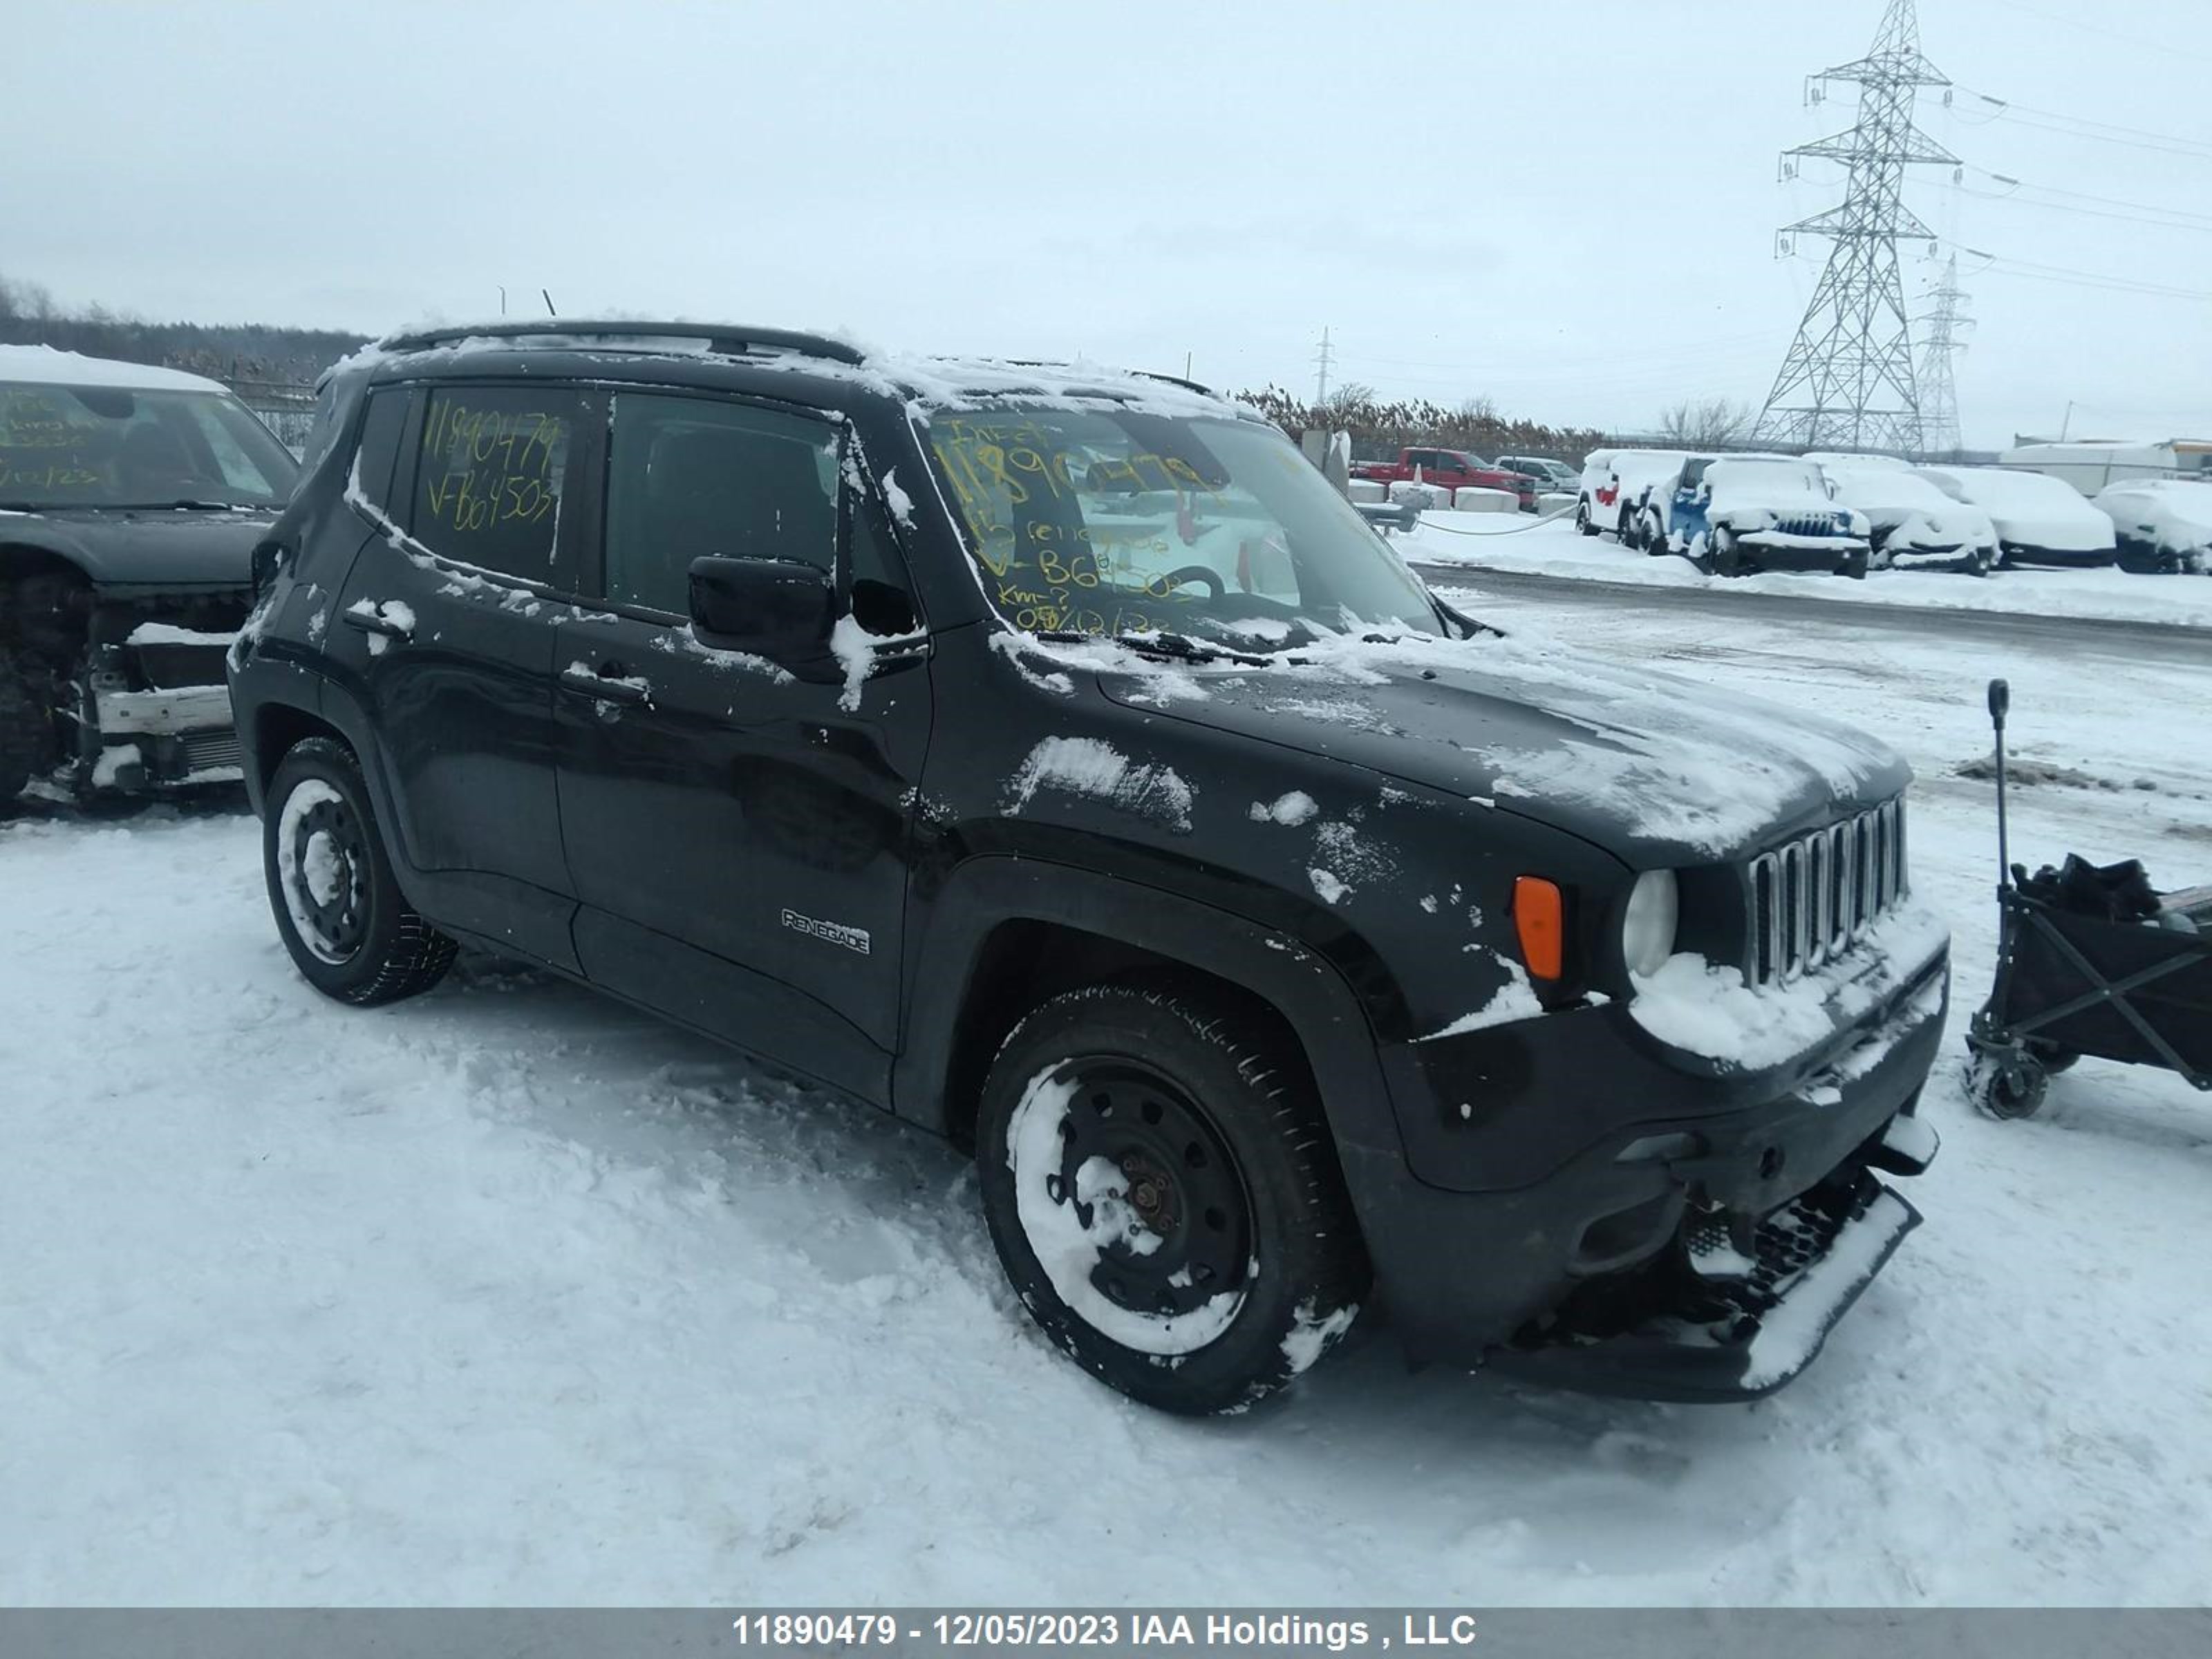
[5,588,2210,1607]
[1409,511,2212,629]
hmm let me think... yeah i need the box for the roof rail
[375,319,867,366]
[1130,369,1217,397]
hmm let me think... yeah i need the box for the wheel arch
[897,857,1405,1179]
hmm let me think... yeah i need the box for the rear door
[327,379,594,969]
[552,387,931,1101]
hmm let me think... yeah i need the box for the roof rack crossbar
[376,319,866,366]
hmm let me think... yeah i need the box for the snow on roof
[359,321,1251,422]
[0,344,227,395]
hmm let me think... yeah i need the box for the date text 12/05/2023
[727,1611,1482,1649]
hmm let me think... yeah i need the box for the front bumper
[1884,538,1986,572]
[1346,933,1949,1396]
[84,684,241,787]
[1734,529,1871,571]
[2000,540,2116,569]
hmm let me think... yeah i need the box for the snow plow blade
[1491,1174,1921,1403]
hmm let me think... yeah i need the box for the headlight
[1622,870,1678,978]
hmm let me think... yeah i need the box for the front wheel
[264,737,456,1005]
[976,983,1369,1415]
[1575,500,1597,536]
[1706,527,1742,577]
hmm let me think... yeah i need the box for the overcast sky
[6,0,2208,449]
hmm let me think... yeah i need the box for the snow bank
[1452,487,1517,514]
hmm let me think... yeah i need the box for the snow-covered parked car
[1821,460,2000,576]
[1,345,300,803]
[1919,466,2117,570]
[231,319,1949,1414]
[2091,479,2212,574]
[1598,449,1704,547]
[1665,457,1872,578]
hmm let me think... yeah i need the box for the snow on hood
[1827,465,1998,545]
[1922,468,2115,553]
[1706,460,1830,513]
[1091,625,1910,863]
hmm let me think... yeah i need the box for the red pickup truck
[1350,447,1537,510]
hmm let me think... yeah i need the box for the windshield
[923,406,1443,647]
[0,380,301,509]
[1709,459,1823,496]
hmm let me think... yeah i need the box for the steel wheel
[1010,1059,1255,1351]
[977,982,1369,1414]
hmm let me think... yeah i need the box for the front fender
[894,852,1406,1173]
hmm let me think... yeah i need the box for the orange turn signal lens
[1513,876,1566,981]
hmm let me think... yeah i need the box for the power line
[1944,179,2212,236]
[1952,246,2212,301]
[1979,1,2212,71]
[1947,86,2212,159]
[1980,172,2212,226]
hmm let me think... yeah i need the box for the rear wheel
[264,737,456,1006]
[976,982,1368,1415]
[1575,500,1597,536]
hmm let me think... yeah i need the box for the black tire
[975,982,1369,1416]
[1707,527,1742,577]
[1642,509,1668,556]
[1841,547,1871,581]
[1971,1052,2050,1121]
[263,736,456,1006]
[1575,500,1598,537]
[0,648,53,803]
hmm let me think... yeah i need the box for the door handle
[560,664,650,705]
[341,606,413,641]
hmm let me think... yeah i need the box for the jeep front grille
[1746,798,1906,985]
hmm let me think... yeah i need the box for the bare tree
[1656,396,1753,447]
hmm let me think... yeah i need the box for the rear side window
[603,393,837,615]
[350,388,409,516]
[409,386,583,582]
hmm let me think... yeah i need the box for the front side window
[0,380,299,509]
[603,393,838,615]
[924,405,1441,647]
[410,385,583,582]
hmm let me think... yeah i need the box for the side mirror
[688,556,834,659]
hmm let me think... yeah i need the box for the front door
[553,388,930,1102]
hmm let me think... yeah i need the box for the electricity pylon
[1914,255,1971,459]
[1754,0,1957,454]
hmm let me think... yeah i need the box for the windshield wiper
[1035,628,1271,667]
[149,499,258,512]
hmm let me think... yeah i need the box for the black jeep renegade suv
[229,321,1949,1414]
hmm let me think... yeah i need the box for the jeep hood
[1097,628,1911,865]
[0,507,271,590]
